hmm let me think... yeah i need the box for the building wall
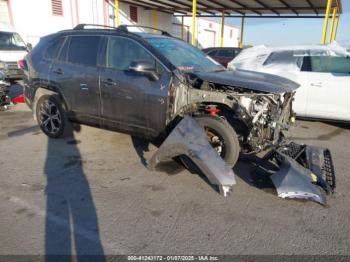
[173,17,240,48]
[0,0,173,46]
[1,0,239,49]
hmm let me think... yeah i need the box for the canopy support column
[321,0,333,44]
[152,10,157,32]
[329,7,337,43]
[115,0,120,26]
[181,16,184,40]
[191,0,197,46]
[239,16,245,48]
[220,12,225,47]
[332,15,340,41]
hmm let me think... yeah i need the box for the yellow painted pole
[152,10,157,32]
[191,0,197,46]
[181,16,184,40]
[332,15,340,41]
[115,0,120,26]
[220,12,225,47]
[329,8,337,43]
[239,16,245,48]
[321,0,333,44]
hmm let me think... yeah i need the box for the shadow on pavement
[44,125,105,262]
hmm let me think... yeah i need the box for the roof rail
[73,24,118,30]
[117,25,173,37]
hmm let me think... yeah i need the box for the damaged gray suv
[23,24,335,204]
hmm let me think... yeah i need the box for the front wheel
[195,116,240,167]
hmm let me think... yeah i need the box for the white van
[0,31,30,80]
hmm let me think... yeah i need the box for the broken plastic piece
[148,116,236,196]
[271,154,327,205]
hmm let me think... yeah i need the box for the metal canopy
[120,0,342,17]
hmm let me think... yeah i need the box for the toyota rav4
[23,24,298,168]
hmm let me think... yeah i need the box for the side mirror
[129,60,159,81]
[27,43,32,51]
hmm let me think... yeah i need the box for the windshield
[146,37,224,73]
[0,32,27,50]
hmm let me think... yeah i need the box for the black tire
[35,94,72,138]
[195,116,240,167]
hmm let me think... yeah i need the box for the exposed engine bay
[170,72,294,154]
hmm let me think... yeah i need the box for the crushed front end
[156,69,336,204]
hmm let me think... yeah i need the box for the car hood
[194,69,299,94]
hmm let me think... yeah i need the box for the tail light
[18,59,28,71]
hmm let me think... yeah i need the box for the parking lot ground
[0,103,350,256]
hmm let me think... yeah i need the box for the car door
[49,35,102,124]
[304,55,350,121]
[99,36,171,137]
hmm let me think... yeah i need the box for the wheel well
[194,102,250,141]
[33,88,68,120]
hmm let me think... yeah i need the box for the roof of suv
[58,24,173,40]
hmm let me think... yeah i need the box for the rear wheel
[195,116,240,167]
[36,95,72,138]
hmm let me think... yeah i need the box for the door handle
[101,78,117,86]
[52,68,63,75]
[310,82,323,87]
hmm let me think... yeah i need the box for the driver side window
[309,56,350,74]
[106,37,163,74]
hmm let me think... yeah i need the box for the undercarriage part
[257,142,336,205]
[148,116,236,196]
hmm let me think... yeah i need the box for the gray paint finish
[194,69,300,94]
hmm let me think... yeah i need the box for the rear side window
[44,37,65,61]
[67,36,101,66]
[264,51,294,66]
[263,50,303,69]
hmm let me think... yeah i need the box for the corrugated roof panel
[122,0,343,16]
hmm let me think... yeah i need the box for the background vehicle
[0,31,31,80]
[0,70,10,109]
[23,24,298,168]
[203,47,241,67]
[228,43,350,122]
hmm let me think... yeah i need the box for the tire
[195,116,240,167]
[35,94,72,138]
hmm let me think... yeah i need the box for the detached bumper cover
[267,142,336,205]
[148,116,236,196]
